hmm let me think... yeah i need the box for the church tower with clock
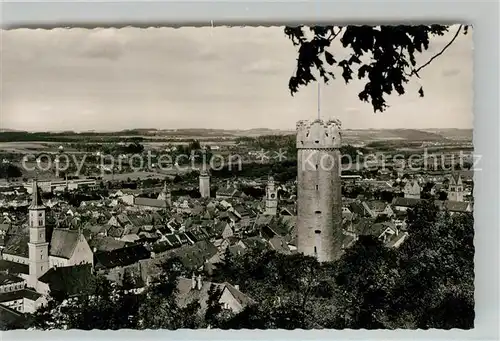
[264,175,278,216]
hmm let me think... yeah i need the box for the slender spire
[29,179,45,210]
[200,149,209,176]
[317,82,321,120]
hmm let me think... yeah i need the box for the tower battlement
[296,118,342,149]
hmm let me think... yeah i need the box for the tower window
[314,246,317,254]
[315,185,319,190]
[314,230,321,234]
[315,211,321,214]
[315,140,319,144]
[315,164,318,170]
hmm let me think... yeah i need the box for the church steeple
[157,180,172,206]
[28,179,50,286]
[29,180,45,210]
[448,173,464,202]
[264,174,278,216]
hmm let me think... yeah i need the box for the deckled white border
[0,0,498,340]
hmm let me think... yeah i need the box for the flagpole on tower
[317,81,321,120]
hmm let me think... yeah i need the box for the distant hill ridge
[0,128,472,141]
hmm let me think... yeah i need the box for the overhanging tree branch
[285,24,469,112]
[411,24,464,78]
[327,27,343,42]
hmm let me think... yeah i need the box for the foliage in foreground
[285,25,470,112]
[25,200,474,330]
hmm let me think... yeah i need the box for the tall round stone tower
[296,118,344,262]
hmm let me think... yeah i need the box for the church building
[0,180,94,303]
[447,173,464,202]
[403,179,421,199]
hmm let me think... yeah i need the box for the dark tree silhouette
[285,25,469,112]
[0,163,23,179]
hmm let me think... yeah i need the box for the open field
[101,171,181,181]
[0,129,473,162]
[0,142,56,152]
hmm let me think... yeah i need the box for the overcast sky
[1,25,473,132]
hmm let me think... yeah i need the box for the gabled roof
[116,213,131,226]
[280,215,297,227]
[88,235,126,252]
[342,212,354,222]
[226,211,240,222]
[240,236,269,251]
[216,188,239,197]
[340,233,357,249]
[176,233,191,245]
[268,235,291,254]
[84,224,106,236]
[0,260,29,275]
[392,197,422,207]
[0,273,24,286]
[0,223,10,233]
[107,226,124,238]
[404,180,421,190]
[94,245,151,270]
[2,234,29,258]
[253,214,273,227]
[190,227,210,241]
[213,221,229,233]
[261,218,290,238]
[371,222,397,237]
[228,243,246,257]
[224,282,255,307]
[0,305,27,330]
[0,288,43,304]
[134,197,168,209]
[38,264,93,298]
[233,205,250,217]
[176,277,254,313]
[50,229,82,259]
[438,200,472,212]
[184,231,199,243]
[352,217,376,236]
[151,241,176,253]
[165,234,182,247]
[349,202,367,216]
[449,173,463,185]
[364,200,388,211]
[172,240,218,269]
[385,231,409,248]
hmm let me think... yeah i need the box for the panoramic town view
[0,25,474,329]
